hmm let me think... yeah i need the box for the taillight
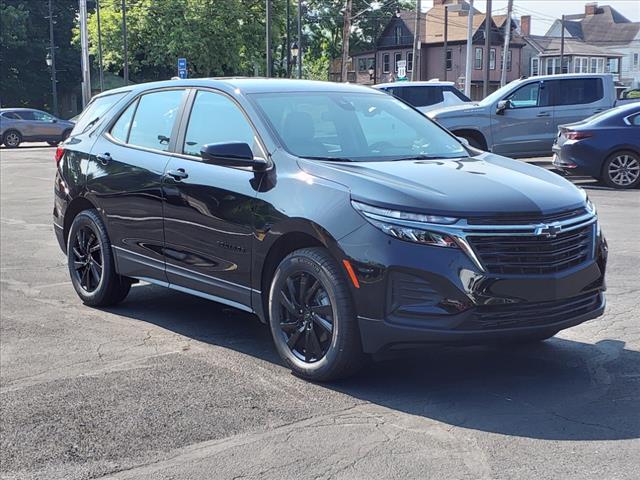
[54,146,65,165]
[565,131,592,141]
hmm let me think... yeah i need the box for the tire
[3,130,22,148]
[268,247,366,381]
[601,151,640,189]
[67,209,131,307]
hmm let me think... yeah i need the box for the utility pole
[122,0,128,85]
[560,14,565,74]
[341,0,353,82]
[464,0,474,97]
[443,5,449,81]
[500,0,512,87]
[297,0,303,78]
[47,0,58,116]
[96,0,104,92]
[266,0,272,77]
[79,0,91,106]
[286,0,291,77]
[411,0,420,81]
[483,0,492,98]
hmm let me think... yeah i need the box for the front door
[87,88,187,282]
[162,89,263,310]
[491,80,554,157]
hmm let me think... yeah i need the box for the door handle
[536,112,551,117]
[166,168,189,181]
[96,153,111,165]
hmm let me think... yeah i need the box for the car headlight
[351,200,460,248]
[586,197,597,215]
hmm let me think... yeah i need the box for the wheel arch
[63,196,99,249]
[451,128,488,150]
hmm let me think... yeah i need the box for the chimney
[585,2,598,15]
[521,15,531,36]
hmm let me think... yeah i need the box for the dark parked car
[54,79,607,381]
[553,103,640,189]
[0,108,74,148]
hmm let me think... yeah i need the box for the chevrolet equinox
[54,79,607,381]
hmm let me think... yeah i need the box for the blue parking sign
[178,68,188,79]
[178,58,187,69]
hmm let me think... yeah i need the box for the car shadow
[109,284,640,442]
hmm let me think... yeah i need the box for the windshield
[251,91,467,161]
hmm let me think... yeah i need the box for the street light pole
[464,0,474,97]
[47,0,58,116]
[297,0,303,78]
[79,0,91,106]
[122,0,129,85]
[266,0,272,77]
[483,0,492,98]
[286,0,291,77]
[443,6,448,81]
[96,0,105,92]
[341,0,353,82]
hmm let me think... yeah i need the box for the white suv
[374,81,471,113]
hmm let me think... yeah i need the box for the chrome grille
[467,224,593,274]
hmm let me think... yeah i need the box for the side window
[33,111,55,122]
[444,86,471,102]
[110,100,138,143]
[506,82,545,108]
[127,90,184,151]
[72,92,127,135]
[552,78,604,106]
[17,111,35,120]
[182,91,255,158]
[400,87,443,107]
[2,112,21,120]
[629,113,640,126]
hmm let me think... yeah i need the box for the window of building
[590,58,598,73]
[407,52,413,72]
[446,49,452,70]
[394,52,402,72]
[395,26,402,45]
[127,89,185,152]
[562,57,569,74]
[358,58,367,72]
[607,58,619,74]
[574,57,588,73]
[382,53,390,73]
[634,53,639,71]
[531,57,539,76]
[474,47,483,70]
[182,91,255,158]
[489,48,496,70]
[500,50,512,71]
[545,57,561,75]
[596,57,605,73]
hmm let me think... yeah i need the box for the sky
[420,0,640,35]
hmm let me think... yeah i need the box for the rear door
[161,89,263,310]
[31,110,64,138]
[550,77,608,130]
[491,80,554,156]
[87,88,188,282]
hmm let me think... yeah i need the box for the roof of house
[525,35,623,57]
[549,5,640,45]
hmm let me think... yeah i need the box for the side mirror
[456,136,470,147]
[496,99,511,115]
[200,142,267,170]
[52,118,58,123]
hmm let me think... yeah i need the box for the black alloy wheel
[278,271,334,363]
[67,209,131,306]
[269,247,366,381]
[71,225,104,293]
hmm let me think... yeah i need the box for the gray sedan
[0,108,74,148]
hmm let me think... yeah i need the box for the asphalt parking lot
[1,145,639,480]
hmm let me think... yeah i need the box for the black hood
[299,152,587,217]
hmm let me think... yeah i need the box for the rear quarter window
[71,92,128,135]
[552,78,604,106]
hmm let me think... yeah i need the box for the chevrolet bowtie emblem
[535,223,562,238]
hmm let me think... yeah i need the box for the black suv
[54,79,607,381]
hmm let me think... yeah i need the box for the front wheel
[601,151,640,189]
[67,209,131,307]
[268,247,365,381]
[3,130,22,148]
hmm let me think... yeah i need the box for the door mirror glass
[201,142,267,170]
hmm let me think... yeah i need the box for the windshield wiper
[303,156,354,162]
[390,154,465,161]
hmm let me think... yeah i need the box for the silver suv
[0,108,75,148]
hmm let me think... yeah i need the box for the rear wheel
[268,247,365,381]
[3,130,21,148]
[601,151,640,189]
[67,209,131,307]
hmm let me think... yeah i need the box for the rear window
[392,86,444,108]
[71,92,127,135]
[552,78,603,106]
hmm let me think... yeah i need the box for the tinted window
[128,90,184,151]
[2,112,21,120]
[71,92,126,135]
[182,91,255,157]
[396,86,444,107]
[17,111,35,120]
[630,114,640,126]
[551,78,603,106]
[110,100,138,143]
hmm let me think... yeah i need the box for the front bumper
[339,222,607,354]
